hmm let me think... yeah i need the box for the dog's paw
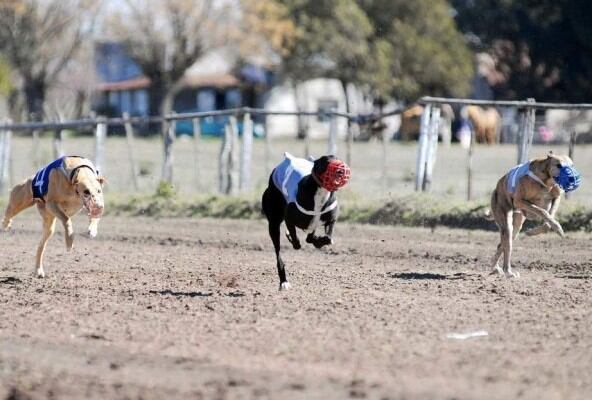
[87,226,98,238]
[279,281,291,291]
[285,232,301,249]
[552,224,565,238]
[504,269,520,279]
[490,265,504,276]
[313,236,333,249]
[36,268,45,278]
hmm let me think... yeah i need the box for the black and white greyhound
[261,152,350,290]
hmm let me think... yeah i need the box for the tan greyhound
[2,156,105,277]
[488,153,581,278]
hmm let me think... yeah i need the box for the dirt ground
[0,213,590,400]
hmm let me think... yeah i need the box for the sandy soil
[1,213,591,399]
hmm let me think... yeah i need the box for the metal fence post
[122,113,139,190]
[423,106,441,191]
[240,112,253,191]
[94,117,107,174]
[415,104,432,191]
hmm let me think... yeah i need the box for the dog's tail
[483,209,494,221]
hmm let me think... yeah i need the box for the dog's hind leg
[262,184,290,290]
[3,180,35,230]
[46,202,74,251]
[35,206,56,278]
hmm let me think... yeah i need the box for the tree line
[0,0,590,123]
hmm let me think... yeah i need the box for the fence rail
[1,98,590,198]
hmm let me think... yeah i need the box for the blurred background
[0,0,591,204]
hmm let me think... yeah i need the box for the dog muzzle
[554,165,581,192]
[84,197,104,218]
[318,160,351,192]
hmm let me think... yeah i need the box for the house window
[197,89,216,112]
[120,90,131,114]
[134,90,148,116]
[317,99,338,122]
[225,88,241,109]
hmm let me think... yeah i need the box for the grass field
[5,134,592,206]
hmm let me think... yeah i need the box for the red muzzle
[318,159,351,191]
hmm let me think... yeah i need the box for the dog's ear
[547,150,554,158]
[97,176,107,186]
[312,155,334,175]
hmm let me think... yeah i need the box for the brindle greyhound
[262,153,350,290]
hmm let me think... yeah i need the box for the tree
[0,0,100,121]
[452,0,592,102]
[276,0,474,105]
[360,0,474,102]
[108,0,218,119]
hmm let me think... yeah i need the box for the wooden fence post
[517,98,536,164]
[229,115,239,194]
[219,122,231,193]
[239,112,253,191]
[328,113,338,155]
[0,123,12,194]
[423,106,441,191]
[122,112,139,190]
[415,103,432,191]
[161,116,175,183]
[53,126,64,159]
[264,116,272,176]
[32,129,41,169]
[94,117,107,174]
[192,117,202,189]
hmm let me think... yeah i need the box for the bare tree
[108,0,224,119]
[0,0,101,121]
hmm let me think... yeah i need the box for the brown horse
[463,105,501,144]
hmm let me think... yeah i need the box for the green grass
[104,189,592,232]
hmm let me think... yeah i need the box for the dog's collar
[59,158,99,184]
[295,199,338,216]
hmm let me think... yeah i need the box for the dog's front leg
[88,217,100,238]
[525,196,561,237]
[46,202,75,250]
[306,220,334,249]
[515,199,564,237]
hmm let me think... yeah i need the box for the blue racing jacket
[271,153,313,203]
[32,157,66,200]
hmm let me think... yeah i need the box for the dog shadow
[0,276,22,285]
[149,289,213,298]
[388,272,470,280]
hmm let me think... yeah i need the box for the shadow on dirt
[149,289,213,297]
[388,272,470,280]
[0,277,22,285]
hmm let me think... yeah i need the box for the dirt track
[1,213,591,399]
